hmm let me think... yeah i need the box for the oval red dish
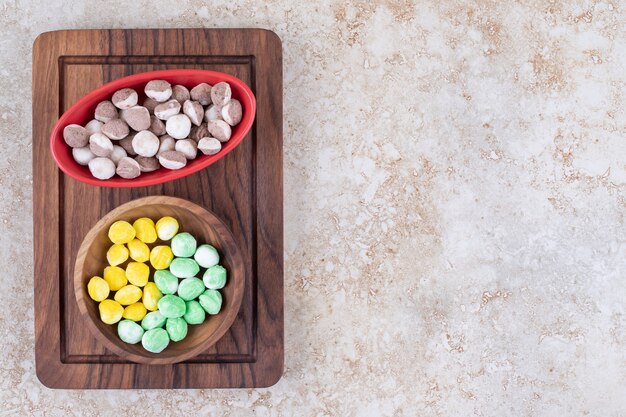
[50,69,256,187]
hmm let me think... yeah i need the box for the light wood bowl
[74,196,245,365]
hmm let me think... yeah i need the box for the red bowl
[50,69,256,187]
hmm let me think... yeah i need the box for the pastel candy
[114,285,143,305]
[158,294,186,318]
[118,320,144,344]
[183,300,206,325]
[171,232,197,257]
[177,277,205,301]
[142,282,163,311]
[106,243,129,266]
[141,311,166,330]
[126,261,149,287]
[99,299,124,324]
[142,328,170,353]
[133,217,157,243]
[155,216,179,240]
[154,270,178,295]
[150,245,174,270]
[203,265,227,290]
[122,302,147,321]
[127,239,150,263]
[166,318,188,342]
[194,244,220,268]
[108,220,136,244]
[103,266,127,291]
[87,276,110,302]
[199,289,222,315]
[169,258,200,278]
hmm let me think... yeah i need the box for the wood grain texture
[33,29,283,388]
[74,196,245,365]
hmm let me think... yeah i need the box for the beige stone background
[1,0,625,415]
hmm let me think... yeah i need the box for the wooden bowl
[74,196,245,365]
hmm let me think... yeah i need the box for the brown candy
[171,85,190,104]
[89,133,114,157]
[149,115,166,136]
[197,137,222,156]
[94,100,118,123]
[145,80,172,102]
[206,120,232,142]
[210,82,231,106]
[143,98,159,114]
[135,156,160,172]
[204,104,223,122]
[123,106,151,131]
[112,88,138,109]
[116,157,141,179]
[158,135,176,156]
[221,99,242,126]
[190,83,212,105]
[157,151,187,170]
[189,123,210,142]
[119,134,137,156]
[101,118,130,140]
[183,100,204,126]
[63,124,89,148]
[154,99,181,120]
[174,139,198,160]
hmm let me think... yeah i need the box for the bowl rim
[73,196,245,365]
[51,69,256,188]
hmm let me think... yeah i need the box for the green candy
[171,232,197,258]
[203,265,227,289]
[166,318,188,342]
[117,319,144,344]
[141,311,166,330]
[158,294,186,318]
[199,289,222,315]
[141,328,170,353]
[194,244,220,268]
[177,277,205,301]
[169,258,200,278]
[154,270,178,294]
[183,300,206,324]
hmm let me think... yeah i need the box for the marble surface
[1,0,625,415]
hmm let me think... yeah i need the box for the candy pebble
[183,300,206,325]
[99,299,124,324]
[166,318,188,342]
[194,244,220,268]
[118,320,144,344]
[203,265,227,290]
[150,245,174,270]
[142,328,170,353]
[199,289,222,315]
[171,232,197,257]
[106,243,129,266]
[154,270,179,295]
[141,311,166,330]
[114,285,143,305]
[133,217,157,243]
[87,276,110,302]
[142,282,163,311]
[108,220,136,244]
[103,266,127,291]
[155,216,179,241]
[127,239,150,263]
[122,302,147,321]
[158,294,186,318]
[125,261,150,287]
[177,277,205,301]
[169,258,200,278]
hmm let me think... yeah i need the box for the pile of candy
[87,216,227,353]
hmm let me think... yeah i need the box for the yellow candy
[99,299,124,324]
[155,216,179,241]
[103,266,127,291]
[125,261,150,287]
[87,276,110,302]
[133,217,157,243]
[122,302,147,321]
[127,239,150,262]
[150,245,174,270]
[114,285,143,305]
[142,282,163,311]
[108,220,136,244]
[106,243,129,266]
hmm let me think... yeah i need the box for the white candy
[154,99,181,120]
[221,99,242,126]
[132,130,160,157]
[85,119,103,135]
[88,157,116,180]
[89,133,113,157]
[110,145,127,165]
[158,135,176,156]
[145,80,172,102]
[166,114,191,139]
[204,104,223,122]
[197,137,221,155]
[72,146,96,166]
[206,120,231,142]
[183,100,203,126]
[158,151,187,170]
[194,244,220,268]
[175,139,198,160]
[112,88,138,109]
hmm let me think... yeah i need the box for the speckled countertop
[1,0,625,415]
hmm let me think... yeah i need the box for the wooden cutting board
[32,29,283,389]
